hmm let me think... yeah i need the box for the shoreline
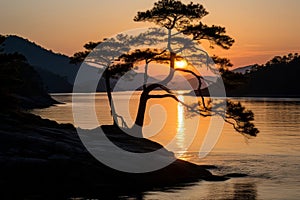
[50,91,300,99]
[0,110,232,199]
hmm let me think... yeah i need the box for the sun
[175,60,188,69]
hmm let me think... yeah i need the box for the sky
[1,0,300,68]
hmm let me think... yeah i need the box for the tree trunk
[134,91,149,128]
[131,90,149,138]
[131,52,176,137]
[143,62,149,90]
[105,71,117,126]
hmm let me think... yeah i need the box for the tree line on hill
[0,44,58,110]
[223,53,300,97]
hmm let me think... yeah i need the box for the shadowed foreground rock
[0,111,227,199]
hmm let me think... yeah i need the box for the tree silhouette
[134,0,234,48]
[130,0,258,137]
[71,0,259,138]
[70,35,134,127]
[119,48,170,90]
[120,47,258,137]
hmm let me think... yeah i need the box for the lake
[32,92,300,200]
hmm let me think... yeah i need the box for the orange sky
[1,0,299,68]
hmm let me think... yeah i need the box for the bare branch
[148,93,212,117]
[175,68,207,109]
[113,113,129,129]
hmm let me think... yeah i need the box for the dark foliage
[226,101,259,136]
[183,23,235,49]
[134,0,208,30]
[0,53,55,110]
[231,53,300,97]
[0,35,6,47]
[134,0,234,49]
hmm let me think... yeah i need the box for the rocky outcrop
[0,111,227,199]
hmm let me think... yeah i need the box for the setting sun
[175,60,188,69]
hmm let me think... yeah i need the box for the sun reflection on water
[176,95,186,156]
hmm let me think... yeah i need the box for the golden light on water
[176,95,186,156]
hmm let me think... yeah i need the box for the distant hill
[3,35,298,97]
[0,35,79,92]
[0,53,58,109]
[232,65,254,74]
[228,53,300,97]
[0,35,140,93]
[1,35,79,83]
[34,67,73,93]
[188,53,300,98]
[239,56,300,97]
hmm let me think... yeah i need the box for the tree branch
[147,93,212,117]
[175,68,207,109]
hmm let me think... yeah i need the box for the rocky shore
[0,110,232,199]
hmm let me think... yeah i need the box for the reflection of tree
[204,181,257,200]
[233,182,257,200]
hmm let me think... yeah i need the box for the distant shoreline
[50,90,300,99]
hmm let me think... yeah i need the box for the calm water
[32,93,300,200]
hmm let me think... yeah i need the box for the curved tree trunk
[131,52,176,137]
[134,91,149,128]
[131,87,151,138]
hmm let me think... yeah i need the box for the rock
[0,111,227,198]
[199,165,219,169]
[225,173,249,178]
